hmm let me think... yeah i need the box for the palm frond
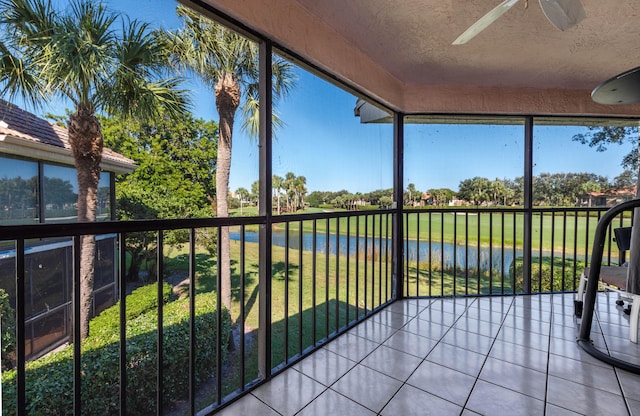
[0,0,191,121]
[120,18,171,75]
[169,3,297,137]
[240,92,259,138]
[49,0,117,104]
[0,0,55,104]
[170,5,259,86]
[0,39,44,107]
[0,0,56,39]
[272,56,296,100]
[159,27,202,78]
[240,89,286,141]
[103,17,191,121]
[103,73,190,122]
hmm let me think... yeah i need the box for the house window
[41,163,110,222]
[43,163,77,222]
[0,155,38,224]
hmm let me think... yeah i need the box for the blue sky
[18,0,637,195]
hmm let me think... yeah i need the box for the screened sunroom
[2,1,640,415]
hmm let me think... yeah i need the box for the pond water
[230,231,520,275]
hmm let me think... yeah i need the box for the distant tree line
[305,189,394,210]
[233,172,309,214]
[455,170,635,207]
[297,169,637,210]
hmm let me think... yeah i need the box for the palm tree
[283,172,296,212]
[251,179,260,210]
[0,0,188,339]
[235,187,249,215]
[406,183,417,206]
[164,5,295,312]
[294,175,307,210]
[273,174,284,215]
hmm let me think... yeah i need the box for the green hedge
[511,256,586,293]
[2,284,231,415]
[357,205,381,211]
[89,282,173,335]
[0,288,16,370]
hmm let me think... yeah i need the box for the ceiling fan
[452,0,585,45]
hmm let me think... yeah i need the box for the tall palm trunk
[215,73,240,314]
[68,104,103,340]
[276,188,281,215]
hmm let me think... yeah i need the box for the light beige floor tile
[324,332,380,362]
[466,380,545,416]
[426,342,486,377]
[402,317,449,340]
[380,384,462,416]
[214,296,640,415]
[252,369,325,416]
[293,347,356,386]
[406,360,476,405]
[331,364,403,413]
[382,329,437,358]
[489,339,549,373]
[548,353,621,395]
[369,309,413,329]
[297,389,375,416]
[360,344,423,381]
[546,375,628,416]
[216,394,280,416]
[479,357,547,400]
[442,327,494,355]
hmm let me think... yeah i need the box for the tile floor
[217,292,640,415]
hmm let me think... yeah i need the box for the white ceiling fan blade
[452,0,521,45]
[539,0,585,31]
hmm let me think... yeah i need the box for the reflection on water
[230,230,520,276]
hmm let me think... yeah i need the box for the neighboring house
[352,198,369,209]
[579,186,637,207]
[448,196,467,207]
[0,99,136,360]
[420,192,432,206]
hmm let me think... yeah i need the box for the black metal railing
[403,206,632,298]
[268,211,394,370]
[0,210,395,415]
[0,205,633,414]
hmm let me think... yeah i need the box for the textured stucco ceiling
[192,0,640,117]
[295,1,638,89]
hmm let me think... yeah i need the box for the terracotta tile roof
[588,186,637,198]
[0,99,136,173]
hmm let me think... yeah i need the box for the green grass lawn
[404,210,630,255]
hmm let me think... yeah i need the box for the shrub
[0,288,16,370]
[511,256,586,293]
[89,282,173,335]
[358,204,381,211]
[2,286,231,415]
